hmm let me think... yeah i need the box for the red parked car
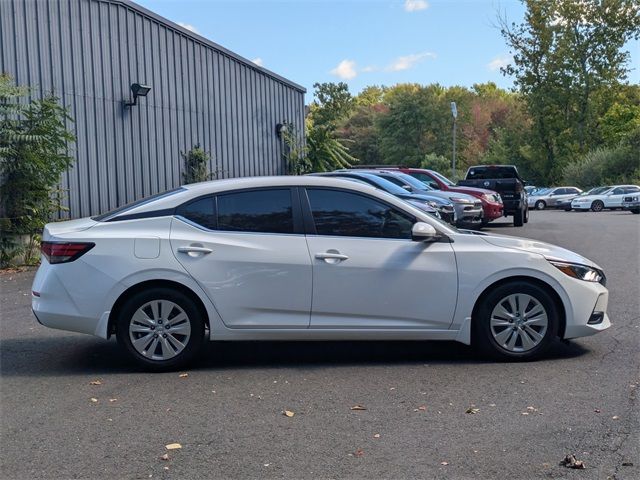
[357,167,504,224]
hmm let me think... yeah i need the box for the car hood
[404,193,451,206]
[479,233,600,268]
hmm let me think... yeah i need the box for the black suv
[457,165,529,227]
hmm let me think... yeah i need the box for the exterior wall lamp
[124,83,151,108]
[276,122,288,138]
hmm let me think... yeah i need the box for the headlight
[450,197,472,204]
[548,260,605,284]
[482,194,496,202]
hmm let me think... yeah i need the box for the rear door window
[216,189,294,234]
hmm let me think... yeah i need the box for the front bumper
[564,287,611,339]
[455,203,483,227]
[622,200,640,210]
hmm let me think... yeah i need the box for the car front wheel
[535,200,546,210]
[591,200,604,212]
[472,281,559,361]
[116,287,205,371]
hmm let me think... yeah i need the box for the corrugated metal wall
[0,0,306,218]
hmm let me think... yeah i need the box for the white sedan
[32,176,610,370]
[571,185,640,212]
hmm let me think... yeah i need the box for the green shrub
[181,144,212,184]
[0,75,75,267]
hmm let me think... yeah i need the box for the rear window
[217,189,294,234]
[466,167,519,180]
[93,187,186,221]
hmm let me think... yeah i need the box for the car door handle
[315,252,349,263]
[177,246,213,254]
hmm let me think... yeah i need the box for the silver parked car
[530,186,582,210]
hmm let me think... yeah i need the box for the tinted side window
[410,173,439,189]
[566,188,580,194]
[555,188,567,195]
[626,186,640,193]
[176,197,216,229]
[380,175,407,187]
[306,189,414,239]
[216,189,294,234]
[612,188,625,195]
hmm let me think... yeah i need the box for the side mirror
[412,222,438,242]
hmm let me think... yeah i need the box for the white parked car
[528,186,582,210]
[32,176,610,370]
[571,185,640,212]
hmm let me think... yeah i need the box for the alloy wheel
[490,293,548,353]
[128,300,192,361]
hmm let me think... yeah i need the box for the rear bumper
[502,198,524,215]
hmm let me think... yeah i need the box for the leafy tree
[305,83,357,172]
[499,0,640,182]
[0,74,75,266]
[337,103,387,165]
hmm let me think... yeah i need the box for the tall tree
[499,0,640,181]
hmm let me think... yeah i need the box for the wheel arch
[471,275,567,339]
[107,280,210,337]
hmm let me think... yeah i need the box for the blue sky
[136,0,639,101]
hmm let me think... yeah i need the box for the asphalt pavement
[1,209,638,479]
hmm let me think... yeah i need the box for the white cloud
[386,52,435,72]
[177,22,200,34]
[252,57,264,67]
[361,65,377,73]
[487,54,512,71]
[330,59,358,80]
[404,0,429,12]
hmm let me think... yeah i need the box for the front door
[170,188,312,328]
[604,187,628,208]
[302,188,458,329]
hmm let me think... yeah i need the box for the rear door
[604,187,627,208]
[302,188,458,330]
[170,188,312,328]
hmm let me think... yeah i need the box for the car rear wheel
[535,200,546,210]
[116,287,205,371]
[632,208,640,214]
[472,281,559,361]
[591,200,604,212]
[513,208,524,227]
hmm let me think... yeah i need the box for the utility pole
[451,102,458,179]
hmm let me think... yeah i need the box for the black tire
[524,206,529,223]
[116,287,205,371]
[513,208,524,227]
[472,281,559,361]
[564,206,572,211]
[591,200,604,212]
[535,200,546,210]
[632,208,640,214]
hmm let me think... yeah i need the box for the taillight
[41,242,95,264]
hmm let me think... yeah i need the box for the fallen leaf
[521,412,529,416]
[263,463,271,467]
[560,454,585,469]
[594,409,601,413]
[283,410,295,418]
[89,380,102,386]
[350,405,367,411]
[354,448,364,457]
[441,461,449,466]
[165,443,182,450]
[373,433,380,439]
[163,466,169,471]
[622,462,634,467]
[612,415,620,420]
[109,398,117,403]
[179,373,189,378]
[418,405,427,411]
[90,398,98,403]
[159,454,169,461]
[465,407,480,414]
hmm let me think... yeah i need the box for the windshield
[466,166,519,180]
[392,172,435,191]
[429,170,455,186]
[352,173,413,195]
[586,186,611,195]
[532,188,551,196]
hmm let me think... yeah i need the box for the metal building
[0,0,306,218]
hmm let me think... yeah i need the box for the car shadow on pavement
[0,336,590,376]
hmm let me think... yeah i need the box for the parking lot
[1,209,638,480]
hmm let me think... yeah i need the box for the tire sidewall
[116,287,205,371]
[591,200,604,212]
[535,200,545,210]
[473,281,559,361]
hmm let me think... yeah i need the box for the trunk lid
[43,217,98,240]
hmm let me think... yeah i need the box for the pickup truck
[458,165,529,227]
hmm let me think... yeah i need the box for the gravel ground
[1,209,638,479]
